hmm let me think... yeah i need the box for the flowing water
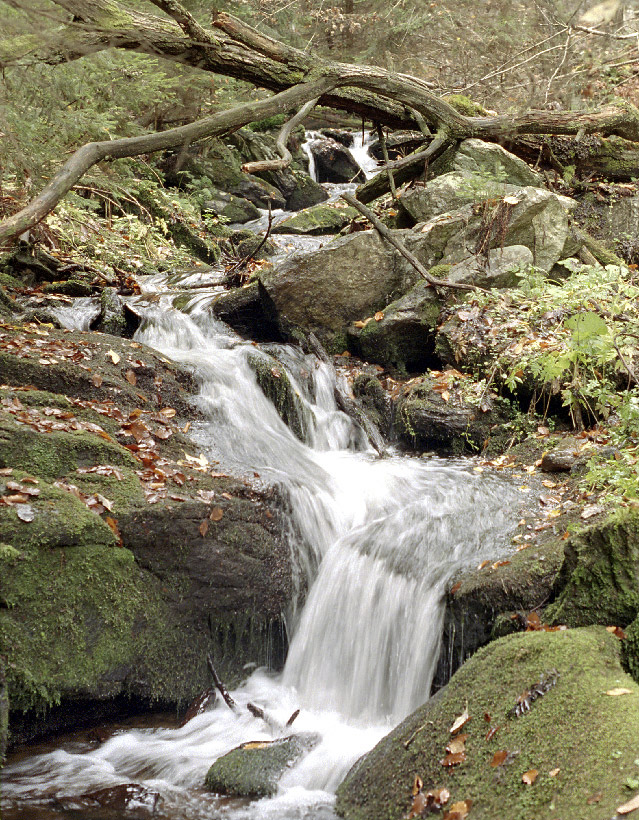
[2,134,525,820]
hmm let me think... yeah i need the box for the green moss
[545,508,639,627]
[248,353,308,441]
[441,94,487,117]
[428,263,452,280]
[248,114,287,132]
[337,628,639,820]
[273,204,358,235]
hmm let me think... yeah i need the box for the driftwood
[307,332,386,456]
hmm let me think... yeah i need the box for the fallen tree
[3,0,639,245]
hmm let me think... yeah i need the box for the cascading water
[2,136,525,820]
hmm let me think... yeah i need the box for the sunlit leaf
[107,349,121,364]
[522,769,539,785]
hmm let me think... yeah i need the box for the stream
[2,133,526,820]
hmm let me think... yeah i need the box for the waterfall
[2,268,522,820]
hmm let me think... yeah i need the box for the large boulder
[309,137,365,184]
[545,507,639,628]
[205,732,321,797]
[257,229,439,351]
[447,245,534,288]
[336,628,639,820]
[0,327,292,747]
[413,187,579,272]
[431,137,543,187]
[202,190,260,224]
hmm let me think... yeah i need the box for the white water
[2,135,523,819]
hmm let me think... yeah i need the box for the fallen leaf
[449,706,470,735]
[199,519,209,537]
[209,507,224,522]
[618,794,639,814]
[491,750,508,767]
[606,626,627,639]
[15,503,35,522]
[522,769,539,785]
[441,389,450,403]
[605,688,632,696]
[477,560,490,570]
[440,751,466,767]
[107,349,120,364]
[160,407,176,418]
[485,726,499,741]
[412,775,423,796]
[125,369,137,385]
[446,734,468,754]
[443,799,472,820]
[586,792,602,805]
[92,373,103,388]
[105,516,121,543]
[374,311,384,322]
[450,581,462,595]
[492,560,510,569]
[549,768,560,777]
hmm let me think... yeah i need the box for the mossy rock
[273,204,358,235]
[336,628,639,820]
[248,352,308,441]
[42,279,94,297]
[624,614,639,682]
[545,508,639,628]
[205,732,321,797]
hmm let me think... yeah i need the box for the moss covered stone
[545,508,639,628]
[248,353,308,441]
[273,204,358,235]
[205,732,321,797]
[337,628,639,820]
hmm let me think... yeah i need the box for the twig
[340,192,480,292]
[226,201,273,275]
[206,653,239,712]
[544,31,572,106]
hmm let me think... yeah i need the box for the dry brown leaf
[443,799,472,820]
[105,516,121,543]
[477,560,490,570]
[441,389,450,403]
[91,373,103,388]
[446,735,467,755]
[125,369,137,386]
[209,507,224,522]
[522,769,538,785]
[160,407,176,418]
[605,688,632,696]
[199,519,209,537]
[411,775,423,796]
[485,726,499,741]
[450,581,462,595]
[107,349,120,364]
[491,750,508,767]
[440,752,466,767]
[549,768,560,777]
[449,706,470,735]
[374,311,384,322]
[606,626,627,639]
[618,793,639,814]
[586,792,602,805]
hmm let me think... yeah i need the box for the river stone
[394,373,512,453]
[210,282,282,342]
[540,437,583,472]
[257,229,438,351]
[273,203,358,235]
[544,507,639,628]
[348,280,440,373]
[431,137,542,187]
[95,287,141,337]
[205,732,321,797]
[310,138,365,184]
[336,628,639,820]
[248,351,309,440]
[203,191,260,224]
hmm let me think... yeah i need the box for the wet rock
[433,539,565,691]
[248,351,309,441]
[624,613,639,682]
[205,732,321,797]
[232,233,278,260]
[545,507,639,628]
[203,191,260,224]
[273,203,358,235]
[336,628,639,820]
[394,374,512,453]
[285,173,329,211]
[95,287,141,338]
[352,373,393,437]
[210,282,282,342]
[320,128,354,147]
[348,280,440,373]
[257,229,438,351]
[42,279,94,297]
[431,137,542,187]
[58,784,162,814]
[310,138,365,184]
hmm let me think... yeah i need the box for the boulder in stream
[273,203,359,235]
[205,732,321,797]
[336,627,639,820]
[309,137,365,184]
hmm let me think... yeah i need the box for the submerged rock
[205,732,321,797]
[336,628,639,820]
[273,203,358,235]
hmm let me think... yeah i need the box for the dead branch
[242,96,320,174]
[375,123,397,201]
[340,192,478,292]
[206,653,239,712]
